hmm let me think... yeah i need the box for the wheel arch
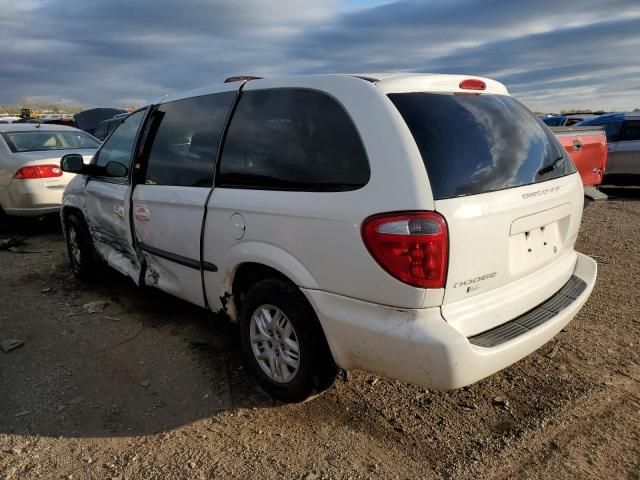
[60,204,84,221]
[60,204,86,239]
[215,241,319,319]
[60,195,87,226]
[231,262,295,315]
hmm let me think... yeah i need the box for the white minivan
[60,73,597,402]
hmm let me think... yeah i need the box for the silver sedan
[0,124,99,216]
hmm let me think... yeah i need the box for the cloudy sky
[1,0,639,112]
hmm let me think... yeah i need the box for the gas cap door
[230,213,246,240]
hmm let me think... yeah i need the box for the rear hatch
[389,92,584,335]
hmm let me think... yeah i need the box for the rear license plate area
[509,221,563,274]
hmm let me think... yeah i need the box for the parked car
[74,108,128,136]
[542,114,597,127]
[0,116,21,124]
[93,113,128,141]
[0,124,99,216]
[550,126,607,187]
[575,112,640,183]
[28,115,77,127]
[60,73,597,402]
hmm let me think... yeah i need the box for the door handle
[572,140,582,152]
[134,205,150,222]
[113,205,124,218]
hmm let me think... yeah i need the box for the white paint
[61,73,597,389]
[305,253,596,388]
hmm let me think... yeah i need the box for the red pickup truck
[551,126,607,187]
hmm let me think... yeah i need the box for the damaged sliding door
[131,90,237,307]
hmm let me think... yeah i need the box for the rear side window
[389,93,574,199]
[620,120,640,141]
[218,89,369,191]
[144,92,235,187]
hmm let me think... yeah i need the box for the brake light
[459,79,486,91]
[13,165,63,179]
[362,211,448,288]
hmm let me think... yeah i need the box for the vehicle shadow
[0,229,276,438]
[0,213,62,235]
[600,185,640,201]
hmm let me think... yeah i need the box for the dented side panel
[141,252,206,307]
[83,180,141,283]
[61,174,141,283]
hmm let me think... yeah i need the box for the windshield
[389,93,574,199]
[2,130,100,153]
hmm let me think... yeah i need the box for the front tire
[64,213,97,281]
[239,278,337,403]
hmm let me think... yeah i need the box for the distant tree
[560,109,595,115]
[1,99,83,116]
[634,108,640,112]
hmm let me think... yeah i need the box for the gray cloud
[0,0,638,111]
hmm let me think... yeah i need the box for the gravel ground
[1,187,639,480]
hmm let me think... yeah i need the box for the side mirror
[60,154,85,174]
[105,161,128,178]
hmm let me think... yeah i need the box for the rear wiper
[536,156,564,177]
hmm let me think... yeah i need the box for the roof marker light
[459,79,486,91]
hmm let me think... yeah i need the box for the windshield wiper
[536,156,564,177]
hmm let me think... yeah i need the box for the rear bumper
[0,181,64,216]
[304,252,597,389]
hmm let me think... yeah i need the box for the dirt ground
[1,188,639,480]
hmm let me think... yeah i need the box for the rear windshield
[389,93,574,199]
[1,130,100,153]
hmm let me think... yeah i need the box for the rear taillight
[362,211,448,289]
[13,165,63,179]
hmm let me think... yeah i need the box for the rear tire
[64,213,97,281]
[239,278,337,403]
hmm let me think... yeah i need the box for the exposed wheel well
[231,263,294,313]
[60,206,83,224]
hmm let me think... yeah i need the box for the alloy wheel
[249,304,301,383]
